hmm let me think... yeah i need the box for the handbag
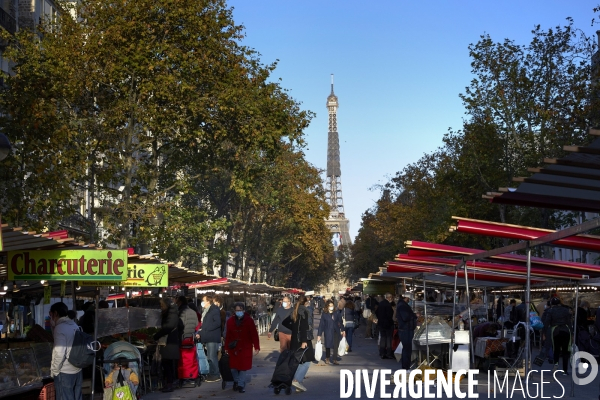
[112,367,134,400]
[274,329,280,342]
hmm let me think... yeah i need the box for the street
[140,313,600,400]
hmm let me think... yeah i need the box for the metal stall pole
[450,264,459,368]
[525,245,532,379]
[194,287,198,307]
[72,282,77,311]
[423,277,429,365]
[570,282,580,398]
[90,289,100,400]
[464,262,475,365]
[500,288,504,339]
[484,287,487,322]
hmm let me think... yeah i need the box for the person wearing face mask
[197,295,222,382]
[225,302,260,393]
[213,295,227,335]
[316,300,344,365]
[268,296,293,352]
[49,301,82,400]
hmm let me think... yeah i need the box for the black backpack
[68,327,99,368]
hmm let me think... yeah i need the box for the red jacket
[225,313,260,371]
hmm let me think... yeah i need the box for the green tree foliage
[0,0,333,289]
[350,20,595,281]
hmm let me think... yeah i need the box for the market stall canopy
[450,216,600,252]
[487,128,600,212]
[367,268,515,288]
[187,277,300,294]
[384,261,539,285]
[404,240,600,279]
[0,226,93,280]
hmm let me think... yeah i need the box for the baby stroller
[102,341,142,397]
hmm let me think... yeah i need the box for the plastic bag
[530,311,543,330]
[394,341,403,362]
[338,337,348,356]
[314,340,323,361]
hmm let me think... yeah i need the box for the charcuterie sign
[7,250,127,281]
[79,264,169,287]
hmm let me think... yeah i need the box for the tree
[350,20,595,280]
[0,0,335,288]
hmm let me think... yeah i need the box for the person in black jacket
[375,293,395,359]
[282,295,316,393]
[396,296,417,369]
[153,298,183,392]
[198,295,222,382]
[543,297,573,374]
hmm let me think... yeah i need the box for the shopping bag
[338,337,348,356]
[196,342,210,375]
[112,368,134,400]
[314,340,323,361]
[394,341,403,362]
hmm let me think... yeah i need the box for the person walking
[281,295,315,393]
[225,302,260,393]
[375,293,395,359]
[544,296,573,375]
[153,298,182,392]
[176,296,199,387]
[342,300,356,352]
[268,296,293,352]
[396,296,417,369]
[316,300,344,365]
[198,295,222,382]
[50,301,82,400]
[213,294,227,334]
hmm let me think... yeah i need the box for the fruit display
[10,348,40,386]
[31,343,52,378]
[0,350,19,392]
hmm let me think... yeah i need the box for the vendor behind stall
[472,322,501,340]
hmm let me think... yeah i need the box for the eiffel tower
[324,75,351,251]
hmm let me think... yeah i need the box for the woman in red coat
[224,302,260,393]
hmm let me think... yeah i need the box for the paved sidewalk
[140,314,600,399]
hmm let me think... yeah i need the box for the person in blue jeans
[49,301,83,400]
[282,295,316,392]
[197,295,222,382]
[342,301,356,352]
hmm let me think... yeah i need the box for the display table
[474,337,507,358]
[0,342,52,398]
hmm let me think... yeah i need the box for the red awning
[453,217,600,252]
[393,255,585,280]
[386,262,535,284]
[404,241,600,277]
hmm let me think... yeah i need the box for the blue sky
[227,1,598,242]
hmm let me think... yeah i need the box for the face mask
[282,302,289,308]
[235,311,244,318]
[329,307,334,312]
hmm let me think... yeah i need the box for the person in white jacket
[49,301,82,400]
